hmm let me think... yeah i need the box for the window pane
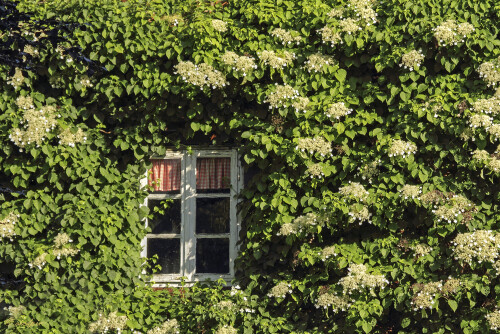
[149,159,181,194]
[147,238,180,274]
[148,199,181,234]
[196,238,229,273]
[196,198,230,234]
[196,158,230,193]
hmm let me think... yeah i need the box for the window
[141,149,241,284]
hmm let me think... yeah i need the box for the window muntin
[142,150,240,284]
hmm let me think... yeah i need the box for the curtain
[196,157,231,190]
[149,159,181,191]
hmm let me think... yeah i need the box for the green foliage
[1,0,500,332]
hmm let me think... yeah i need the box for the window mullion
[229,150,238,277]
[184,152,196,280]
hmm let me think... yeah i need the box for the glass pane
[196,198,230,234]
[148,199,181,234]
[149,159,181,194]
[196,238,229,274]
[147,238,180,274]
[196,157,231,193]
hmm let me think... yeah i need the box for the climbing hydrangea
[453,230,500,265]
[9,105,59,150]
[29,253,48,270]
[16,95,34,110]
[315,293,352,312]
[259,50,295,69]
[320,245,337,261]
[472,96,500,114]
[486,310,500,330]
[211,19,228,32]
[58,127,87,147]
[267,282,293,298]
[388,140,417,158]
[52,232,79,260]
[339,18,361,34]
[469,114,492,129]
[292,97,310,113]
[296,137,332,157]
[338,264,388,294]
[318,26,342,46]
[304,53,334,73]
[400,185,421,200]
[174,61,227,89]
[7,68,25,88]
[89,311,128,334]
[347,204,372,224]
[411,243,432,257]
[326,102,352,119]
[399,50,425,71]
[264,84,299,109]
[411,279,460,311]
[339,182,369,201]
[478,56,500,87]
[0,212,18,240]
[432,194,474,223]
[433,20,474,46]
[307,163,324,178]
[220,51,257,76]
[278,212,327,236]
[215,326,237,334]
[270,28,301,45]
[358,161,379,183]
[146,319,180,334]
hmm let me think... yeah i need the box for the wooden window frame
[140,148,242,286]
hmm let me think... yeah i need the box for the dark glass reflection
[196,238,229,273]
[148,199,181,234]
[147,238,180,274]
[196,198,230,234]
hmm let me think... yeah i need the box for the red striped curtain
[149,159,181,191]
[196,158,231,190]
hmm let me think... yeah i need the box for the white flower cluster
[358,161,379,183]
[304,53,334,73]
[339,182,369,201]
[9,105,59,150]
[468,114,492,129]
[400,185,422,200]
[270,28,301,46]
[0,212,19,240]
[7,68,25,88]
[432,194,474,223]
[79,75,93,88]
[338,263,388,294]
[6,305,26,318]
[471,149,500,173]
[58,127,87,147]
[89,311,128,334]
[318,26,342,47]
[215,326,237,334]
[174,61,227,89]
[258,50,295,69]
[165,14,183,26]
[211,19,228,32]
[347,204,371,224]
[320,245,337,261]
[478,56,500,87]
[486,309,500,331]
[411,243,432,257]
[307,163,324,178]
[453,230,500,265]
[16,95,35,110]
[267,281,292,298]
[220,51,257,76]
[264,84,299,109]
[278,212,327,236]
[146,319,180,334]
[327,8,344,18]
[472,96,500,114]
[29,253,48,270]
[347,0,378,24]
[411,278,460,311]
[388,139,417,158]
[326,102,352,119]
[23,45,39,57]
[215,301,236,311]
[292,97,310,113]
[52,232,79,260]
[314,292,352,312]
[296,137,333,157]
[399,50,425,71]
[339,18,362,34]
[433,20,475,46]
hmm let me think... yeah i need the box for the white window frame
[140,148,242,286]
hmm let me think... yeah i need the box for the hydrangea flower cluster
[278,212,327,236]
[478,56,500,87]
[304,53,334,73]
[6,305,26,318]
[58,127,87,147]
[211,19,228,32]
[296,137,333,157]
[347,0,378,24]
[419,190,446,206]
[399,50,425,71]
[0,212,19,240]
[471,149,490,163]
[270,28,301,45]
[292,97,310,113]
[400,185,422,200]
[338,264,388,294]
[79,75,93,88]
[347,204,371,224]
[23,44,39,57]
[307,163,324,178]
[215,301,236,311]
[468,114,492,129]
[471,148,500,171]
[89,311,128,334]
[339,182,369,201]
[326,102,352,119]
[16,95,35,110]
[220,51,257,76]
[215,326,237,334]
[411,278,460,311]
[7,68,25,88]
[432,194,474,223]
[339,18,362,34]
[486,310,500,330]
[258,50,295,69]
[318,26,342,47]
[9,105,59,150]
[29,253,48,270]
[433,20,474,46]
[267,282,293,298]
[146,319,180,334]
[453,230,500,264]
[320,245,337,261]
[174,61,227,89]
[358,161,379,183]
[314,292,352,312]
[52,232,79,260]
[264,84,299,109]
[388,140,417,158]
[411,243,432,257]
[165,14,183,26]
[327,8,344,18]
[472,96,500,114]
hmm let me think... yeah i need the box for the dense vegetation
[1,0,500,332]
